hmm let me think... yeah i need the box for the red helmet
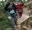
[16,3,24,10]
[15,3,24,17]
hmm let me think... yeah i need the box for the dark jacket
[4,2,10,11]
[10,3,16,17]
[4,3,16,17]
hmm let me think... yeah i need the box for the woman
[16,2,24,18]
[4,2,17,30]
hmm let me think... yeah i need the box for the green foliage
[0,1,5,13]
[0,16,12,30]
[20,0,29,3]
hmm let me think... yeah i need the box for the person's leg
[12,24,16,30]
[11,17,16,30]
[14,16,17,25]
